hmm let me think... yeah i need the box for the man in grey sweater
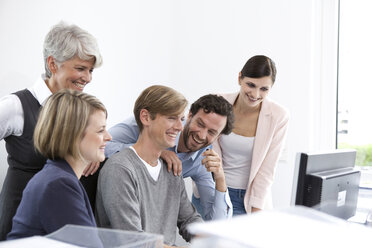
[95,85,203,246]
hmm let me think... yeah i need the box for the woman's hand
[82,161,100,177]
[251,207,261,213]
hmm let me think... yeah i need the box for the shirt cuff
[214,189,233,219]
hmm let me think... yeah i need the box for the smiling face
[180,110,227,152]
[238,75,273,108]
[47,56,95,93]
[79,110,112,163]
[148,113,185,150]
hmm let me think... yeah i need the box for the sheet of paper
[0,236,83,248]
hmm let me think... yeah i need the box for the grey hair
[43,21,103,78]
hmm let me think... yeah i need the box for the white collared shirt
[0,75,51,140]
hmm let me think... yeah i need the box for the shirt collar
[28,74,52,106]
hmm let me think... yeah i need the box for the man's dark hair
[189,94,234,135]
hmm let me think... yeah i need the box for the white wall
[0,0,339,208]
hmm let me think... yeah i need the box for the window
[337,0,372,186]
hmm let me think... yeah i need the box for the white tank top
[220,132,255,189]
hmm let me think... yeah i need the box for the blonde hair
[134,85,188,132]
[34,89,107,160]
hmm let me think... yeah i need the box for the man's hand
[161,150,182,176]
[201,149,224,180]
[82,161,100,177]
[201,149,227,192]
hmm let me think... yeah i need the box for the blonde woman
[7,90,111,239]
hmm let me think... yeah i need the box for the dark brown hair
[189,94,234,135]
[241,55,277,84]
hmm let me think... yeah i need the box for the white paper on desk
[0,236,83,248]
[188,206,372,248]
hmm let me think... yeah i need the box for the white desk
[188,206,372,248]
[348,187,372,225]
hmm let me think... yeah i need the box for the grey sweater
[95,148,202,245]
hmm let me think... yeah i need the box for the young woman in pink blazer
[213,55,289,215]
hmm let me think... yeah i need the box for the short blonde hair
[34,89,107,160]
[134,85,188,132]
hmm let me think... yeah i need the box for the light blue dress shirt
[105,116,232,220]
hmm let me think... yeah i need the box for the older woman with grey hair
[0,21,102,240]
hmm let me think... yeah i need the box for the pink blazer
[213,92,289,213]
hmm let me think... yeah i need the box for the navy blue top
[7,159,96,239]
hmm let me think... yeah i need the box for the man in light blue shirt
[105,94,234,220]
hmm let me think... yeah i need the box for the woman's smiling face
[238,75,273,108]
[49,56,95,93]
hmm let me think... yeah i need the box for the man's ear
[47,56,58,74]
[238,72,242,85]
[139,109,151,127]
[185,111,193,124]
[187,111,192,120]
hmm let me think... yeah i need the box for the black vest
[4,89,46,171]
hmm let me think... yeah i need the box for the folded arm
[162,149,232,220]
[193,159,232,220]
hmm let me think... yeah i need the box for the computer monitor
[290,149,360,219]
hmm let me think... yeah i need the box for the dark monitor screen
[291,149,360,219]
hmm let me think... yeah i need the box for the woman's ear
[47,56,58,74]
[238,72,242,85]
